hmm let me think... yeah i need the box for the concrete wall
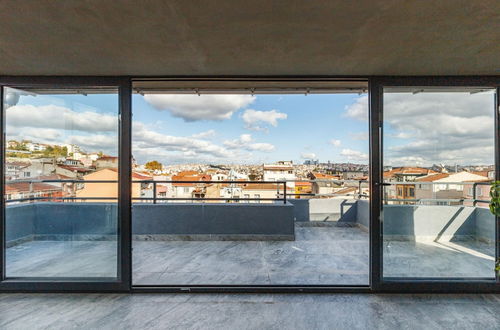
[5,202,294,243]
[474,207,495,243]
[5,204,35,246]
[287,198,357,222]
[35,203,118,240]
[356,199,370,229]
[132,203,294,239]
[4,201,496,244]
[382,204,476,241]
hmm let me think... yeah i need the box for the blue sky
[133,94,368,163]
[6,87,495,166]
[132,93,369,165]
[6,89,369,165]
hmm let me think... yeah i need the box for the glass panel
[3,87,119,278]
[132,90,370,285]
[382,87,496,279]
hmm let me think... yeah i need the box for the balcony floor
[1,293,499,329]
[5,226,495,283]
[133,225,370,285]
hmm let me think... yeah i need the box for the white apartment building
[263,161,296,188]
[25,142,47,152]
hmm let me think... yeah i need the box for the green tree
[145,160,162,171]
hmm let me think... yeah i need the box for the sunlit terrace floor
[5,225,495,283]
[133,225,370,285]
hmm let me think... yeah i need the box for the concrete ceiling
[0,0,499,76]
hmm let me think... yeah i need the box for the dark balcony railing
[4,179,492,206]
[134,180,288,204]
[4,179,289,204]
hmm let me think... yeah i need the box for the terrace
[4,180,496,284]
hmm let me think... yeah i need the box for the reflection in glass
[131,92,371,285]
[4,87,119,278]
[382,87,496,278]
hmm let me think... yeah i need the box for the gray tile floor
[133,225,370,285]
[5,226,495,283]
[383,239,495,278]
[0,293,499,329]
[6,241,118,278]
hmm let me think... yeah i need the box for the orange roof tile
[6,182,61,193]
[415,173,450,182]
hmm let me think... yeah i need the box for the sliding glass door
[131,81,371,287]
[381,86,498,281]
[0,76,498,293]
[0,78,131,291]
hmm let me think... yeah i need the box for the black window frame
[0,75,497,294]
[0,76,132,292]
[370,76,500,293]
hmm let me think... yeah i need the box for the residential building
[263,161,295,188]
[383,167,438,204]
[55,164,93,178]
[171,171,212,200]
[76,168,151,202]
[5,161,30,180]
[240,183,294,203]
[95,156,119,169]
[294,181,312,198]
[5,181,62,203]
[308,172,341,195]
[416,171,490,205]
[25,142,48,152]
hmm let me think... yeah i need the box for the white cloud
[6,127,63,143]
[344,92,496,165]
[340,149,368,162]
[143,94,255,121]
[350,132,368,141]
[223,134,275,152]
[344,95,368,121]
[242,109,287,131]
[6,104,117,132]
[390,132,414,139]
[133,122,234,159]
[383,92,495,165]
[68,135,118,153]
[249,143,275,152]
[301,152,316,159]
[191,129,216,139]
[329,139,341,147]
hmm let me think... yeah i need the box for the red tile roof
[310,172,337,179]
[415,173,450,182]
[107,168,152,180]
[5,182,61,193]
[172,174,212,187]
[57,165,92,173]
